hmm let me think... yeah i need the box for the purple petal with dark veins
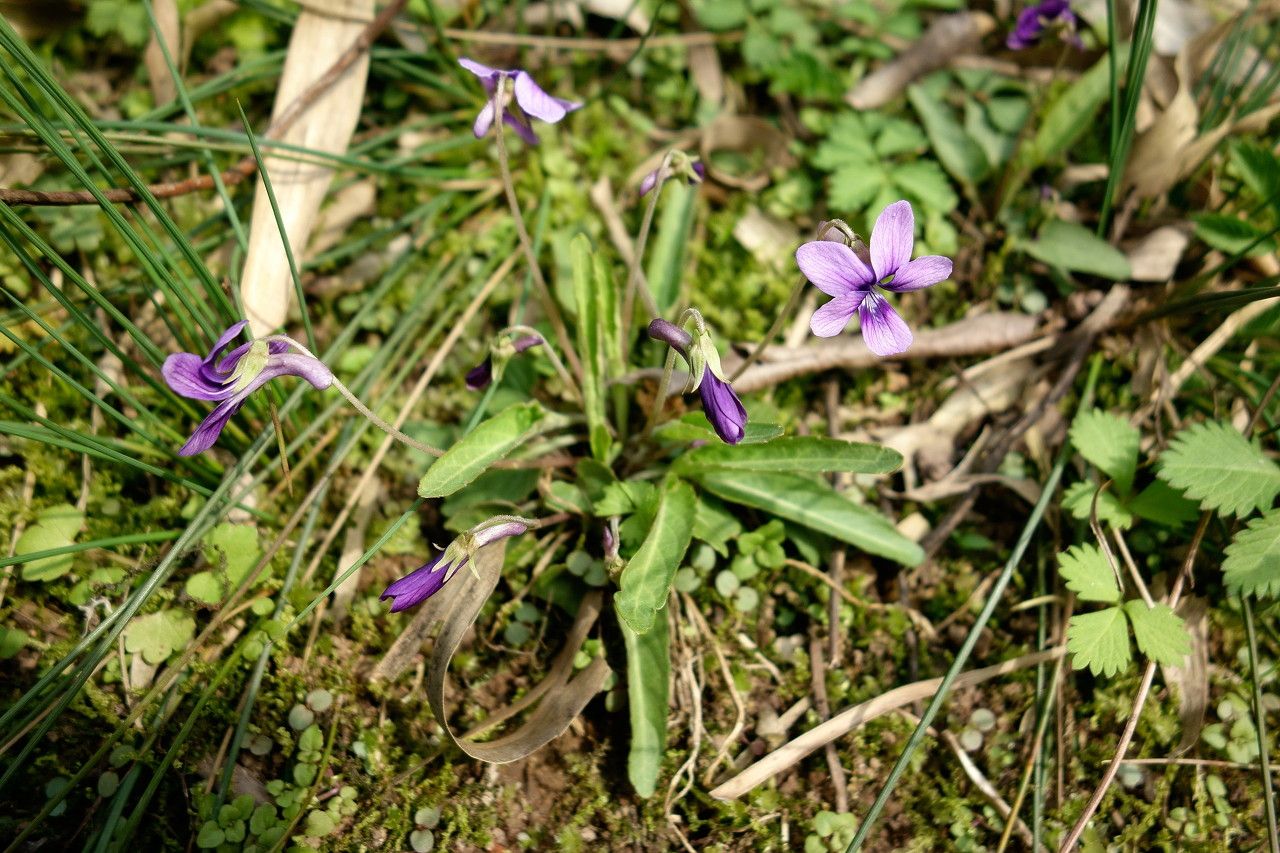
[809,292,866,338]
[869,200,915,281]
[883,255,953,292]
[380,553,457,613]
[796,241,875,297]
[859,291,913,357]
[164,352,234,401]
[699,373,747,445]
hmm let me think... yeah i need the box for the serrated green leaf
[1158,421,1280,517]
[1070,410,1140,495]
[1222,510,1280,598]
[1058,543,1121,603]
[891,160,958,212]
[1124,601,1190,666]
[1023,220,1132,280]
[674,436,902,477]
[1128,480,1201,526]
[1193,213,1278,257]
[1067,607,1131,677]
[1230,140,1280,216]
[17,504,83,582]
[1062,481,1134,529]
[616,479,697,634]
[620,612,669,797]
[124,610,195,665]
[692,470,922,566]
[417,403,546,498]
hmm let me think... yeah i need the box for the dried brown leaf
[845,13,995,109]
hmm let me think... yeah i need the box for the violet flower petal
[647,318,693,354]
[513,71,579,124]
[466,357,494,391]
[472,101,496,138]
[859,291,913,357]
[883,255,953,292]
[796,240,875,296]
[164,352,234,401]
[458,57,501,81]
[869,200,915,281]
[699,373,747,444]
[473,521,529,548]
[809,292,867,338]
[380,553,456,613]
[503,111,541,145]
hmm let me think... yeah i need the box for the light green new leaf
[1067,607,1131,677]
[1062,481,1134,530]
[17,504,84,582]
[418,403,546,498]
[1158,421,1280,517]
[1023,220,1132,281]
[693,470,923,566]
[616,479,697,634]
[620,612,669,797]
[124,610,195,665]
[1124,601,1190,666]
[1222,510,1280,598]
[570,235,620,461]
[1128,480,1200,527]
[1058,543,1121,603]
[1070,409,1140,495]
[645,181,696,312]
[674,436,902,477]
[187,523,261,604]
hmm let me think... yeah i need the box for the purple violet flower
[647,318,748,445]
[639,161,706,197]
[458,57,582,145]
[163,320,333,456]
[466,335,543,391]
[795,200,953,358]
[380,520,529,612]
[1007,0,1081,49]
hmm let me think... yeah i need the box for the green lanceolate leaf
[674,436,903,477]
[908,80,989,185]
[654,414,784,445]
[619,612,670,797]
[645,180,696,313]
[1157,421,1280,517]
[1070,409,1140,495]
[615,478,697,634]
[417,402,546,498]
[1057,543,1121,603]
[570,234,620,461]
[1124,601,1190,666]
[1022,220,1132,281]
[1067,607,1131,677]
[692,470,923,566]
[1222,510,1280,598]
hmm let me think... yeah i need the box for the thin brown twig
[0,0,407,206]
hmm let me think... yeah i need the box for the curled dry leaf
[699,115,795,192]
[143,0,180,106]
[1124,224,1191,282]
[732,206,799,271]
[845,13,995,110]
[1162,596,1209,755]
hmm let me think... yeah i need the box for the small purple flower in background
[466,334,543,391]
[1007,0,1082,49]
[647,317,748,445]
[639,161,706,197]
[163,321,333,456]
[459,57,582,145]
[380,519,530,612]
[795,200,953,358]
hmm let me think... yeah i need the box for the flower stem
[728,274,807,383]
[642,348,679,439]
[330,378,442,457]
[500,323,580,404]
[621,151,672,355]
[491,77,585,390]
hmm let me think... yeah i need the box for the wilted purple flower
[639,161,706,197]
[795,200,953,357]
[459,57,581,145]
[466,335,543,391]
[163,321,333,456]
[1007,0,1081,49]
[380,520,529,612]
[647,317,748,445]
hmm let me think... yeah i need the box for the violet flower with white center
[795,200,953,357]
[466,334,543,391]
[380,518,530,612]
[459,57,581,145]
[646,317,748,445]
[1007,0,1082,49]
[163,320,333,456]
[639,160,706,197]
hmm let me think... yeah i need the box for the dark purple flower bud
[1007,0,1080,49]
[647,318,693,355]
[459,57,582,145]
[513,335,543,354]
[163,321,334,456]
[639,160,707,197]
[466,357,494,391]
[699,372,748,445]
[380,552,453,613]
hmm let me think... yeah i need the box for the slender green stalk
[729,275,808,383]
[846,357,1102,852]
[0,531,180,570]
[621,150,672,353]
[1097,0,1159,236]
[1243,595,1280,853]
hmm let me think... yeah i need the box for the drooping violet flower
[380,519,530,612]
[639,160,706,197]
[458,57,581,145]
[795,200,953,357]
[647,317,748,445]
[466,334,543,391]
[163,321,333,456]
[1007,0,1082,49]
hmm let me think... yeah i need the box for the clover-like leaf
[1222,510,1280,598]
[1067,607,1131,677]
[123,610,195,665]
[1158,421,1280,517]
[1070,409,1140,496]
[1058,543,1121,603]
[1124,601,1191,666]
